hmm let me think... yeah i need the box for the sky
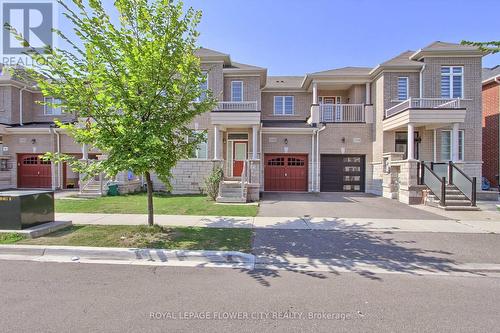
[58,0,500,76]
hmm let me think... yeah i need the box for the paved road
[253,229,500,266]
[0,260,499,332]
[258,192,448,219]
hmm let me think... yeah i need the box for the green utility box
[107,183,119,196]
[0,190,54,230]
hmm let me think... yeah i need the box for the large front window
[195,72,208,102]
[440,129,464,161]
[274,96,294,115]
[189,131,208,159]
[441,66,463,99]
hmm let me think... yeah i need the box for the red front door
[17,154,52,188]
[232,141,247,177]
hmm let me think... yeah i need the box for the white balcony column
[82,144,89,161]
[213,125,220,160]
[365,82,371,104]
[312,82,318,105]
[452,123,460,162]
[407,123,415,160]
[252,125,259,160]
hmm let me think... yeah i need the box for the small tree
[461,40,500,54]
[7,0,216,226]
[204,166,223,201]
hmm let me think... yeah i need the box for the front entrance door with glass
[232,141,247,177]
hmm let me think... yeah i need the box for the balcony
[320,104,365,123]
[211,101,260,126]
[383,98,467,131]
[385,98,462,118]
[214,101,258,112]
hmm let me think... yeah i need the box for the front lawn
[17,225,252,252]
[56,193,258,216]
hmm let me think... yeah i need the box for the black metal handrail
[419,161,446,206]
[449,161,477,206]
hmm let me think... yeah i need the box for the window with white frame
[397,77,409,100]
[231,81,243,102]
[44,97,63,115]
[440,129,464,161]
[189,130,208,159]
[195,72,208,102]
[441,66,463,99]
[274,96,294,115]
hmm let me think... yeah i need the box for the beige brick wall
[261,92,311,121]
[223,76,261,109]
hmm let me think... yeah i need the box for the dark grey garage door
[320,155,365,192]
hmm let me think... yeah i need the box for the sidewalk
[55,213,500,234]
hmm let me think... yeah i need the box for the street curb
[0,221,72,238]
[0,245,254,268]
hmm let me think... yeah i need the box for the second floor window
[441,66,463,99]
[397,77,409,100]
[44,97,63,115]
[195,72,208,102]
[274,96,294,115]
[231,81,243,102]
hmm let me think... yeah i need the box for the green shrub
[204,166,224,201]
[0,233,24,244]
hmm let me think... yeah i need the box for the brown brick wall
[482,82,500,185]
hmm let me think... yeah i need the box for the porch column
[213,125,220,160]
[82,144,89,161]
[252,125,259,160]
[365,82,371,104]
[407,123,415,160]
[312,82,318,104]
[452,123,460,162]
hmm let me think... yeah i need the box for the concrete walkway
[55,213,500,234]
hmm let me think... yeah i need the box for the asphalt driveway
[258,192,447,220]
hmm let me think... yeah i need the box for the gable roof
[410,41,484,60]
[195,47,231,65]
[310,66,372,76]
[224,61,266,71]
[483,65,500,84]
[264,76,304,90]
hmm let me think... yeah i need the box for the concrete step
[445,199,475,206]
[445,194,469,200]
[443,205,480,211]
[216,196,247,203]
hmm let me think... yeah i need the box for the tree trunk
[145,171,154,226]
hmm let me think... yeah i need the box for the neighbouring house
[0,41,493,208]
[481,66,500,188]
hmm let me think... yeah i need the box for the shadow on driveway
[258,192,448,220]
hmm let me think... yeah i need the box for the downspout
[311,130,315,192]
[419,64,426,98]
[19,86,27,126]
[316,125,327,192]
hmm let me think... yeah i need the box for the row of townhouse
[482,66,500,187]
[0,41,492,208]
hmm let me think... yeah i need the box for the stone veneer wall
[152,160,223,194]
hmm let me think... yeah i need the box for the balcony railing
[215,101,258,111]
[385,98,462,118]
[320,104,365,123]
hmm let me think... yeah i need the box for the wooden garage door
[18,154,52,188]
[264,154,308,192]
[320,155,365,192]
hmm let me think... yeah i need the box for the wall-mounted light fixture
[31,139,37,145]
[341,137,346,144]
[223,138,227,144]
[284,138,288,145]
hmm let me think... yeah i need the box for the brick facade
[482,82,500,186]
